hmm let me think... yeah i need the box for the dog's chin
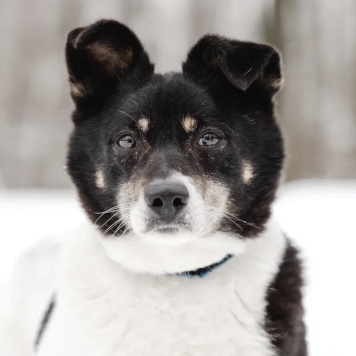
[136,226,196,246]
[100,224,247,275]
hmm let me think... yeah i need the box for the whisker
[94,202,132,216]
[121,226,131,236]
[204,204,260,230]
[94,203,132,224]
[117,110,138,124]
[103,219,123,235]
[99,213,119,230]
[220,213,243,231]
[231,216,260,229]
[112,221,127,236]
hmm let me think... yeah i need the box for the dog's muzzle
[144,182,189,221]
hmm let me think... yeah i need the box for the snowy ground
[0,179,355,355]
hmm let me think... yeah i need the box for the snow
[274,179,356,356]
[0,179,355,355]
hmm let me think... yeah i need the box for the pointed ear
[65,19,153,105]
[183,35,282,94]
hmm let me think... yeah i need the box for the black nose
[144,183,189,219]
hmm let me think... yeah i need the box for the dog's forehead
[121,75,215,129]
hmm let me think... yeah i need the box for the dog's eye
[197,132,221,147]
[116,134,136,148]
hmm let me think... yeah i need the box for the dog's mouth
[146,221,193,235]
[154,225,180,234]
[137,221,196,246]
[151,223,191,234]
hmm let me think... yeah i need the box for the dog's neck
[171,254,234,278]
[99,229,248,276]
[58,217,283,281]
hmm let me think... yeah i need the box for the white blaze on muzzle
[123,172,229,242]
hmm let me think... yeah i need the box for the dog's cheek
[117,176,145,228]
[115,150,140,173]
[117,180,136,214]
[94,169,106,190]
[196,176,230,233]
[195,145,234,179]
[102,148,142,195]
[113,139,151,177]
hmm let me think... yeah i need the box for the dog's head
[65,20,284,274]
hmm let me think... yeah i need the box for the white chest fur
[38,221,286,356]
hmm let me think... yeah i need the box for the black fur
[64,20,306,355]
[266,240,307,356]
[65,20,284,238]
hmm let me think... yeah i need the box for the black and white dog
[1,20,307,356]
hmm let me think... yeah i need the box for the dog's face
[65,20,284,273]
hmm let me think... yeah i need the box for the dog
[0,19,307,356]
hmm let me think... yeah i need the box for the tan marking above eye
[242,161,254,184]
[182,116,198,133]
[138,117,149,133]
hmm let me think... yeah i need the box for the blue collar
[172,254,234,278]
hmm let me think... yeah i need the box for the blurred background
[0,0,356,187]
[0,1,355,355]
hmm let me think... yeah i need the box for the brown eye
[197,132,221,147]
[116,134,136,148]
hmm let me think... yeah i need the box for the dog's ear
[183,35,282,94]
[66,19,153,106]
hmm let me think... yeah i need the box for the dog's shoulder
[266,240,307,356]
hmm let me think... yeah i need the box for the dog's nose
[144,183,189,219]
